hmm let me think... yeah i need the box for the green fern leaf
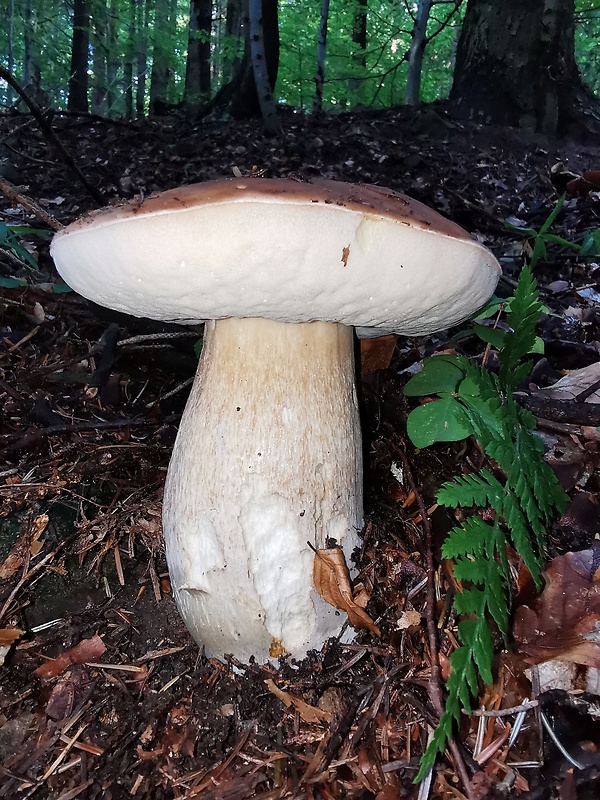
[437,469,505,510]
[498,266,543,387]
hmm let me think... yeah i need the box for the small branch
[0,65,104,206]
[515,392,600,426]
[0,176,63,231]
[0,417,148,455]
[466,699,539,718]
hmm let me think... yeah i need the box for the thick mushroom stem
[162,317,363,662]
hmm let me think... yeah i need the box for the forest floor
[1,103,600,800]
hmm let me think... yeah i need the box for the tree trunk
[229,0,279,122]
[405,0,433,106]
[313,0,330,113]
[123,0,136,118]
[23,0,43,102]
[68,0,90,113]
[7,0,15,105]
[184,0,212,107]
[350,0,367,100]
[223,0,244,81]
[105,0,119,115]
[450,0,600,136]
[135,0,149,116]
[247,0,280,132]
[150,0,173,113]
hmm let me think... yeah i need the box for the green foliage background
[1,0,598,115]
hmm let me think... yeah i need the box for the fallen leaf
[0,628,24,667]
[265,678,331,724]
[0,513,48,578]
[397,609,421,630]
[537,362,600,403]
[360,334,397,373]
[514,543,600,667]
[313,547,381,636]
[0,628,24,646]
[34,634,107,678]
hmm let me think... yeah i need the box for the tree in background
[451,0,600,135]
[349,0,367,101]
[149,0,175,113]
[313,0,330,113]
[68,0,90,112]
[405,0,462,106]
[184,0,212,108]
[229,0,279,121]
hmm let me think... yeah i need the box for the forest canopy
[1,0,599,119]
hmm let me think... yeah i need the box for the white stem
[162,317,363,662]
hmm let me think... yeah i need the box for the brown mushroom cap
[51,178,501,335]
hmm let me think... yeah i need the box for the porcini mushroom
[51,178,501,662]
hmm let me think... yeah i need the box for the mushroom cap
[50,178,501,336]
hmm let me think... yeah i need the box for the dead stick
[393,441,474,799]
[0,65,104,206]
[0,176,63,231]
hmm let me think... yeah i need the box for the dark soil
[1,103,600,799]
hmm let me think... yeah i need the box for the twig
[466,699,539,718]
[393,440,474,799]
[0,65,104,206]
[0,176,63,231]
[0,416,149,455]
[515,392,600,426]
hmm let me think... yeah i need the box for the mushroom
[50,178,501,663]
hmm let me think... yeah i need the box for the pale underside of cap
[51,178,501,336]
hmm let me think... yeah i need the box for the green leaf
[403,356,465,396]
[51,282,73,293]
[406,397,471,448]
[538,193,565,234]
[472,295,512,320]
[472,324,506,349]
[0,276,27,288]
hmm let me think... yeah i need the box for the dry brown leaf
[265,679,331,724]
[313,547,381,636]
[537,362,600,403]
[34,634,107,678]
[0,627,24,646]
[360,334,397,373]
[0,513,49,579]
[0,628,24,667]
[514,543,600,667]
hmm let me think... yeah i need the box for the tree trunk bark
[248,0,280,133]
[124,0,136,118]
[23,0,43,102]
[91,1,107,116]
[313,0,330,113]
[223,0,244,81]
[450,0,600,137]
[105,0,119,116]
[150,0,173,113]
[184,0,213,107]
[405,0,433,106]
[7,0,15,105]
[350,0,367,100]
[229,0,280,123]
[135,0,149,116]
[68,0,90,113]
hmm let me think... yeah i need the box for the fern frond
[437,469,504,510]
[498,266,543,387]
